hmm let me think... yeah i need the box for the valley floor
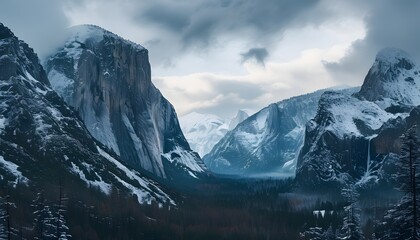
[0,175,401,240]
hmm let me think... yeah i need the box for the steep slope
[45,25,206,180]
[296,48,420,189]
[203,88,353,176]
[0,23,173,205]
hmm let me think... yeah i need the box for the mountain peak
[356,48,420,106]
[0,23,49,85]
[67,24,145,50]
[228,110,249,130]
[374,47,415,71]
[0,23,15,39]
[376,47,413,64]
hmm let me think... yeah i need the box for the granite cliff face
[296,48,420,189]
[0,23,173,204]
[45,25,206,180]
[203,88,346,176]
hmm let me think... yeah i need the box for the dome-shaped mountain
[203,88,350,176]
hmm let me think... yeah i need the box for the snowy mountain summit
[296,48,420,189]
[46,25,206,180]
[356,47,420,108]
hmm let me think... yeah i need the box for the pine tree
[32,192,56,240]
[0,196,15,240]
[324,225,337,240]
[339,184,364,240]
[299,225,337,240]
[381,126,420,239]
[0,197,7,240]
[54,180,70,240]
[299,226,324,240]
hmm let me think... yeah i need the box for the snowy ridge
[162,146,206,175]
[319,91,394,139]
[70,161,112,195]
[97,147,175,205]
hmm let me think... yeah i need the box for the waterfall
[366,138,371,175]
[358,135,377,185]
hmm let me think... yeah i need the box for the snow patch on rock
[0,155,28,187]
[70,162,112,195]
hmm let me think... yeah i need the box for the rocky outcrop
[45,25,206,180]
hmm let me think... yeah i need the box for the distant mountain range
[201,47,420,189]
[179,110,249,157]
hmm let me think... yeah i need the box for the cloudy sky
[1,0,420,118]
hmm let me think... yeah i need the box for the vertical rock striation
[46,25,206,179]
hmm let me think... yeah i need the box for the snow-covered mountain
[179,110,249,157]
[180,112,229,157]
[296,48,420,189]
[0,23,173,205]
[203,88,352,176]
[45,25,206,180]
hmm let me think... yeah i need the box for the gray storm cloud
[241,48,269,66]
[134,0,322,48]
[3,0,420,118]
[0,0,70,60]
[325,0,420,84]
